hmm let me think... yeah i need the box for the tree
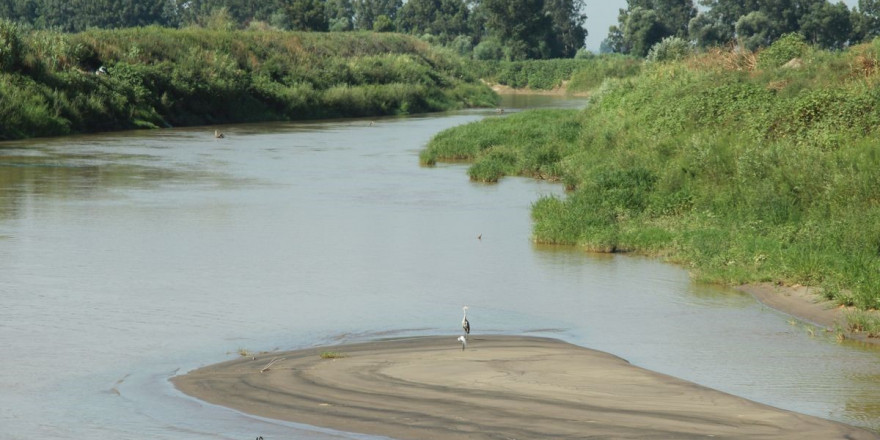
[624,6,671,56]
[688,12,734,47]
[326,0,355,31]
[800,1,852,49]
[544,0,588,57]
[287,0,328,31]
[852,0,880,42]
[651,0,697,36]
[396,0,470,43]
[480,0,554,59]
[608,0,694,55]
[353,0,401,31]
[735,10,774,51]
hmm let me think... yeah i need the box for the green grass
[0,23,497,140]
[473,55,642,92]
[423,37,880,321]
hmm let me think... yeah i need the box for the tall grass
[423,38,880,329]
[474,55,642,92]
[0,24,496,140]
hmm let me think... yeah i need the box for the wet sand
[173,335,877,439]
[740,282,879,345]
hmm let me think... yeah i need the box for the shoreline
[489,82,591,97]
[737,282,878,345]
[173,335,877,440]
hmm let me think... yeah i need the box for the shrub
[646,36,692,63]
[758,33,809,69]
[473,38,504,61]
[0,19,23,72]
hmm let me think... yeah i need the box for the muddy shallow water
[1,95,878,439]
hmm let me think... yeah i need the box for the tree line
[605,0,880,57]
[0,0,587,59]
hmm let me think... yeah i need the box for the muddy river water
[1,95,879,439]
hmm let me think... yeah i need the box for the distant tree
[372,13,393,30]
[326,0,355,31]
[286,0,327,31]
[480,0,554,59]
[800,1,852,49]
[396,0,470,43]
[602,23,628,53]
[624,6,671,56]
[609,0,694,55]
[735,10,774,50]
[695,0,843,50]
[852,0,880,41]
[651,0,697,36]
[353,0,401,31]
[473,36,505,60]
[544,0,588,57]
[688,11,734,47]
[0,0,40,25]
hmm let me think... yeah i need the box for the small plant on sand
[238,348,251,357]
[845,311,880,338]
[320,351,346,359]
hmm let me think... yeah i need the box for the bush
[758,33,809,69]
[449,34,473,57]
[574,48,594,59]
[473,38,504,61]
[646,36,692,63]
[0,19,23,72]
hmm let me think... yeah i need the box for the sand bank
[173,335,876,439]
[739,282,880,345]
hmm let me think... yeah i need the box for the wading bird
[457,335,467,351]
[214,129,225,139]
[462,306,470,337]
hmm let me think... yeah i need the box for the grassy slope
[423,40,880,334]
[0,26,497,140]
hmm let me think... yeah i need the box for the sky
[583,0,860,52]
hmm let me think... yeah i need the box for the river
[1,95,879,439]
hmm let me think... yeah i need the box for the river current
[1,95,879,439]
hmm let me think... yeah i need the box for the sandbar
[173,335,877,439]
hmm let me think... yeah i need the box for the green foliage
[757,33,809,69]
[473,37,504,61]
[475,56,642,92]
[0,19,23,72]
[566,55,643,92]
[479,0,587,59]
[0,27,496,140]
[646,36,691,63]
[424,41,880,314]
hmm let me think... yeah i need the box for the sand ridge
[173,335,877,440]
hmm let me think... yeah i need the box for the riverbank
[489,81,590,97]
[739,282,880,345]
[173,335,877,439]
[422,39,880,335]
[0,26,496,141]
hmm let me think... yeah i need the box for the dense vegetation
[423,36,880,335]
[0,23,496,140]
[474,55,643,91]
[0,0,588,60]
[606,0,880,56]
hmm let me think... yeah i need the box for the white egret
[457,335,467,351]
